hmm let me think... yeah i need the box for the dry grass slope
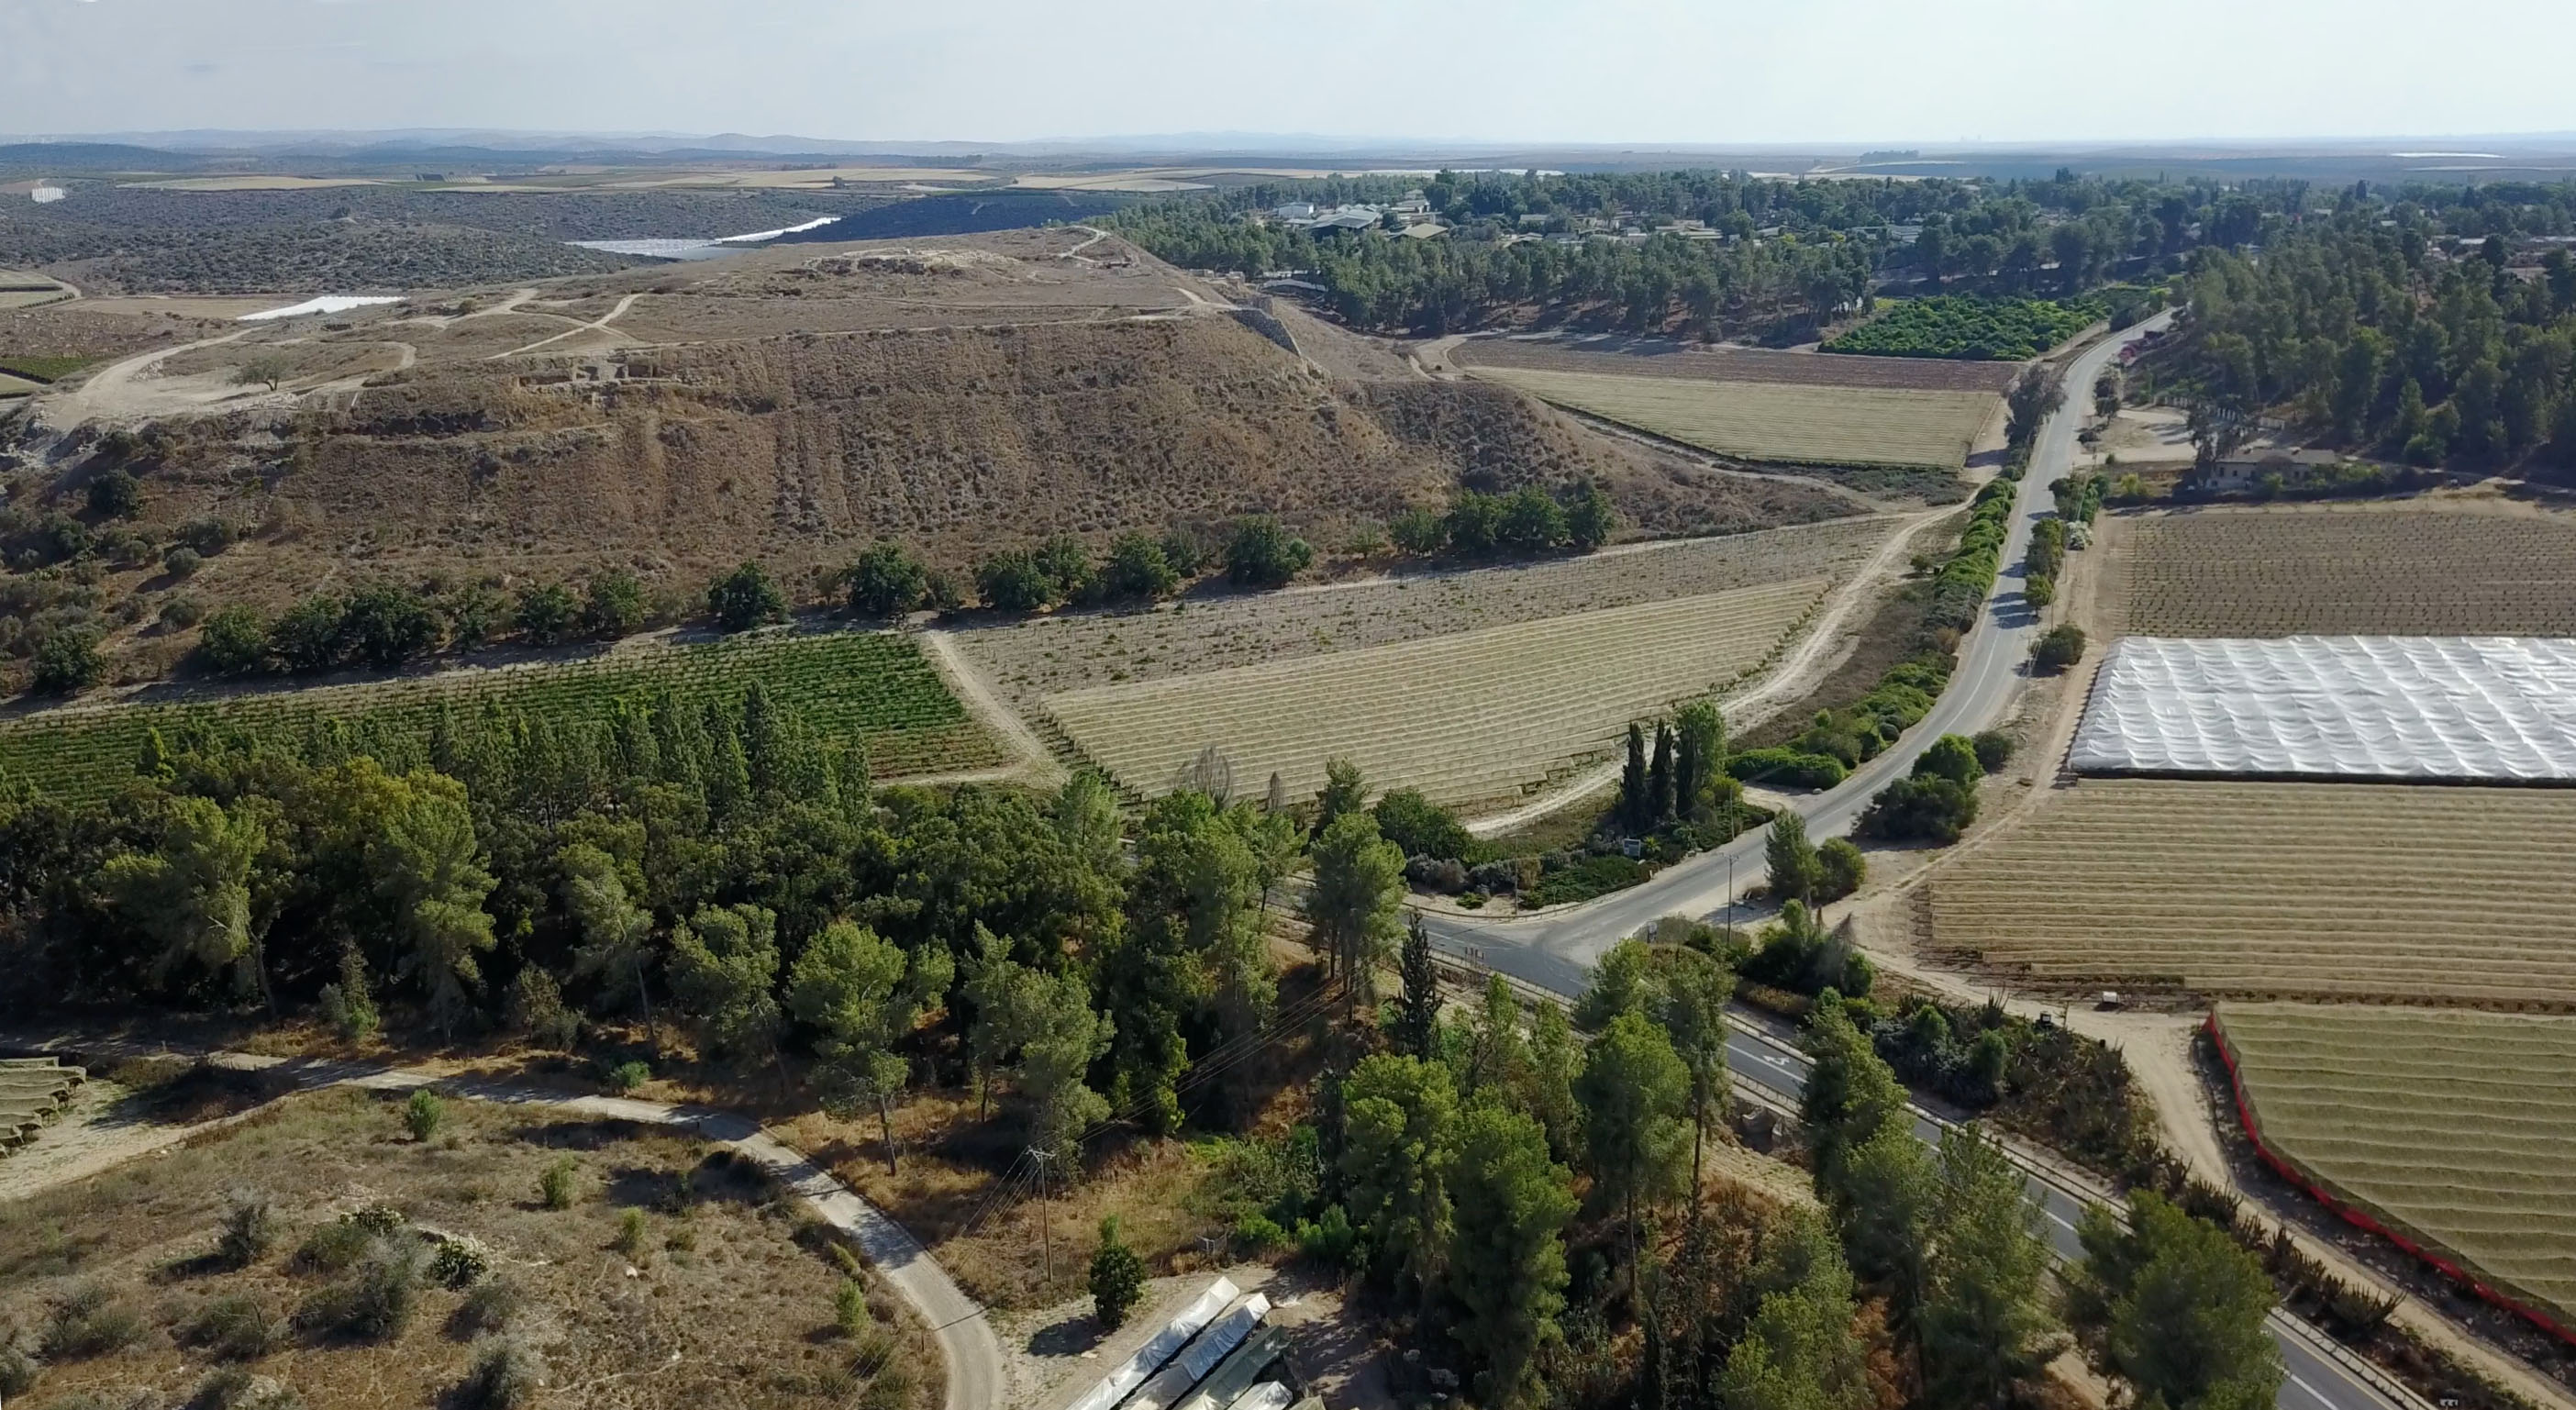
[1467,366,1996,469]
[1929,779,2576,1008]
[2215,1002,2576,1329]
[2112,504,2576,637]
[1044,577,1827,811]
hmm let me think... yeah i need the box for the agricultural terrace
[2215,1003,2576,1331]
[1465,366,1995,470]
[0,630,996,803]
[1044,578,1827,812]
[1928,779,2576,1007]
[955,516,1904,705]
[1451,338,2020,393]
[2109,503,2576,637]
[0,1086,939,1410]
[1821,294,2102,361]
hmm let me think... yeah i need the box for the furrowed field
[1042,578,1828,811]
[2110,504,2576,637]
[0,630,999,801]
[1928,779,2576,1007]
[2215,1003,2576,1330]
[1465,365,1995,469]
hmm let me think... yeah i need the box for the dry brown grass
[2106,500,2576,637]
[2215,1002,2576,1328]
[1928,778,2576,1008]
[1467,366,1997,470]
[0,1087,938,1410]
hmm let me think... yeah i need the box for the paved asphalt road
[1413,315,2426,1410]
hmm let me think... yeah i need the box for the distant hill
[0,141,204,174]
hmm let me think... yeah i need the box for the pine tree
[1396,914,1442,1058]
[1447,1103,1575,1407]
[1765,811,1821,905]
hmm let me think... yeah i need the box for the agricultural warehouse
[2070,636,2576,783]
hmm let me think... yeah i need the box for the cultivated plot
[0,630,998,802]
[1465,366,1996,469]
[1043,578,1828,811]
[2111,505,2576,637]
[1453,338,2020,393]
[2215,1003,2576,1330]
[1928,779,2576,1007]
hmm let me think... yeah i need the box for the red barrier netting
[2203,1013,2576,1349]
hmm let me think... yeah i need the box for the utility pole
[1726,856,1736,949]
[1028,1147,1054,1292]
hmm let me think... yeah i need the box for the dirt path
[1466,505,1955,837]
[0,1034,1004,1410]
[36,327,253,427]
[914,627,1067,790]
[490,290,643,360]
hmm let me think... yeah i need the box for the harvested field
[1045,577,1828,811]
[0,1086,938,1410]
[1453,336,2021,393]
[2110,503,2576,637]
[2214,1003,2576,1331]
[0,629,998,803]
[956,516,1903,705]
[1928,779,2576,1007]
[1466,365,1996,469]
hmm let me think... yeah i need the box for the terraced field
[1452,338,2020,393]
[1043,578,1828,811]
[0,630,1000,801]
[1464,366,1996,469]
[2114,505,2576,637]
[2215,1003,2576,1330]
[1928,779,2576,1007]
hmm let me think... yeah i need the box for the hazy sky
[5,0,2573,148]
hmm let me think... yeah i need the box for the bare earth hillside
[5,230,1860,634]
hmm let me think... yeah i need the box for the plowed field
[2215,1003,2576,1329]
[1464,366,1996,469]
[1928,779,2576,1007]
[1043,578,1827,810]
[2113,505,2576,637]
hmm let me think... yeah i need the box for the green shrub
[1389,505,1446,555]
[1863,772,1980,844]
[706,561,787,632]
[86,468,143,519]
[296,1238,422,1340]
[181,1293,287,1361]
[30,627,103,695]
[1816,838,1867,903]
[1971,730,2015,773]
[1915,734,1982,788]
[834,1279,872,1338]
[1231,1214,1288,1254]
[196,605,270,674]
[615,1207,650,1259]
[429,1237,491,1290]
[1371,787,1474,862]
[974,550,1055,612]
[163,545,204,579]
[846,543,928,618]
[217,1190,276,1269]
[316,947,380,1042]
[859,1364,914,1410]
[453,1336,544,1410]
[160,593,207,628]
[403,1089,444,1142]
[603,1060,650,1094]
[0,1342,33,1397]
[1295,1204,1360,1268]
[539,1157,580,1210]
[1089,1216,1146,1328]
[1222,516,1312,588]
[582,569,649,639]
[294,1217,374,1275]
[1727,748,1848,789]
[1527,854,1646,908]
[177,516,236,556]
[2032,624,2088,672]
[41,1282,147,1360]
[450,1280,523,1338]
[513,582,579,645]
[1099,532,1181,601]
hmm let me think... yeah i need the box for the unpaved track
[37,327,250,427]
[0,1034,1002,1410]
[911,627,1066,789]
[491,291,643,360]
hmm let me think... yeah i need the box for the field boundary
[2205,1012,2576,1351]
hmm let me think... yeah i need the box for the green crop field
[1467,366,1995,469]
[1823,294,2102,361]
[2215,1003,2576,1330]
[0,630,1001,802]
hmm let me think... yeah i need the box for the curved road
[1419,314,2430,1410]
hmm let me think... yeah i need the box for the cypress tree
[1649,723,1677,826]
[1397,914,1442,1058]
[1621,724,1649,832]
